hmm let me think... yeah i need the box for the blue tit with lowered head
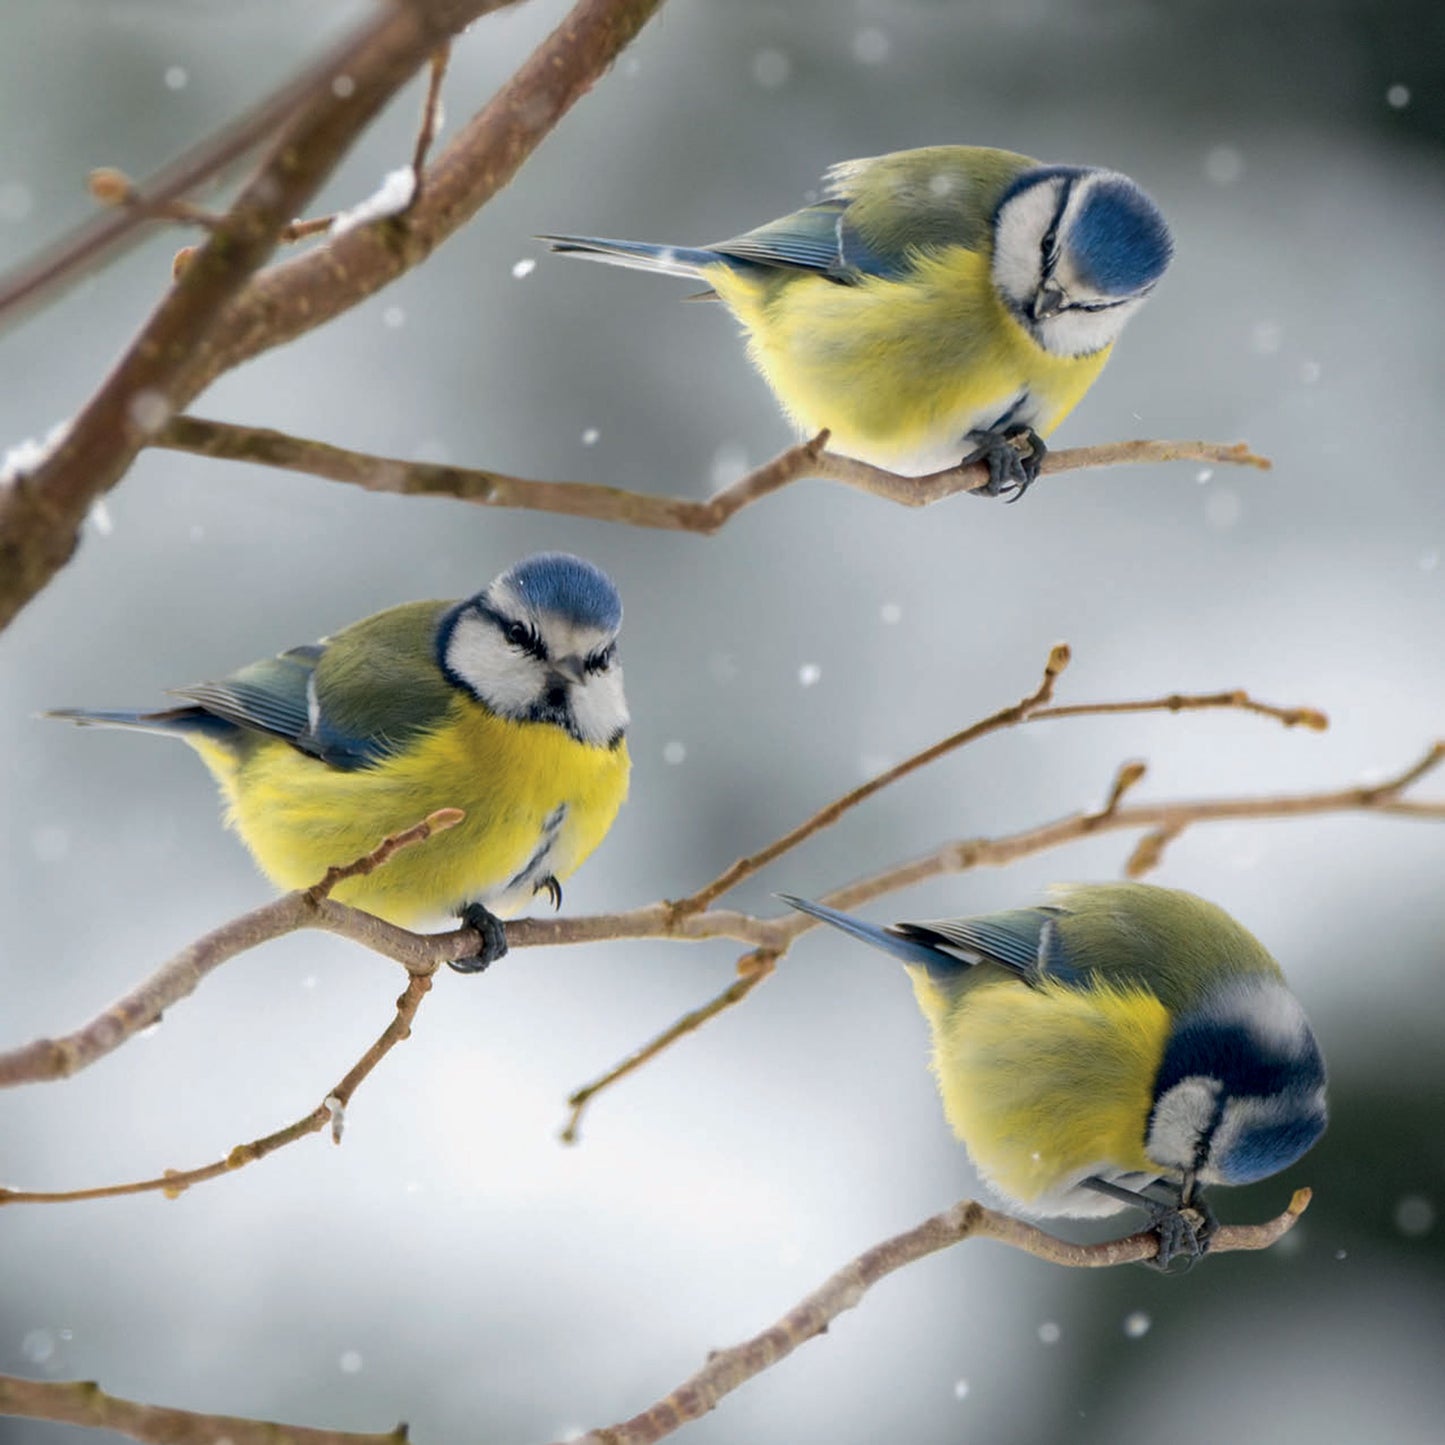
[50,552,631,971]
[782,883,1326,1267]
[543,145,1172,498]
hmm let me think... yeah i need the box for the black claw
[450,902,509,974]
[1081,1174,1218,1273]
[535,874,563,911]
[960,425,1047,501]
[1142,1195,1217,1273]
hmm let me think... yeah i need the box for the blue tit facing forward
[50,553,630,971]
[543,145,1172,498]
[783,883,1325,1266]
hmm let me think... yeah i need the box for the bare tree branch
[560,1189,1314,1445]
[0,0,668,634]
[154,415,1272,529]
[0,1190,1311,1445]
[4,645,1440,1191]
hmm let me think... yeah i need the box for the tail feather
[539,234,725,281]
[44,706,231,741]
[777,894,946,968]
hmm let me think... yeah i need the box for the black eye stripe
[1039,177,1074,277]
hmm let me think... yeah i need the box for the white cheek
[990,183,1056,307]
[1035,298,1141,358]
[570,665,629,747]
[1146,1076,1221,1171]
[445,612,541,713]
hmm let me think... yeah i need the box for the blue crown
[1069,176,1173,296]
[502,552,623,632]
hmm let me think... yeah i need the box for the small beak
[549,656,586,687]
[1031,283,1067,321]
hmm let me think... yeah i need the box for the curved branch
[0,1192,1311,1445]
[155,415,1271,530]
[561,1189,1313,1445]
[0,0,667,634]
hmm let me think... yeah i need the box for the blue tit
[543,145,1172,498]
[50,553,631,971]
[782,883,1325,1266]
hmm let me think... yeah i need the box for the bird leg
[450,902,509,973]
[960,424,1047,501]
[535,874,564,910]
[1081,1175,1218,1271]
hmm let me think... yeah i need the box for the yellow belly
[710,248,1111,476]
[909,970,1169,1215]
[190,700,629,928]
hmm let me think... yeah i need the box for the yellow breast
[909,970,1169,1212]
[190,700,629,928]
[709,249,1111,475]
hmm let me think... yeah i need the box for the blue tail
[539,234,728,280]
[45,706,234,742]
[777,894,946,969]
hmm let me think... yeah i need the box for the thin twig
[0,974,432,1206]
[4,659,1441,1193]
[560,1189,1312,1445]
[410,45,453,191]
[0,0,669,635]
[680,642,1072,914]
[154,415,1271,530]
[0,1188,1309,1445]
[0,809,461,1089]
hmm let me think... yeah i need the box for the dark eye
[584,644,615,674]
[504,619,542,656]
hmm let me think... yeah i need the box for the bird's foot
[450,902,509,974]
[960,425,1047,501]
[1143,1193,1218,1273]
[535,874,563,911]
[1081,1174,1218,1272]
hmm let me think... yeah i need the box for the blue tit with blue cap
[50,552,631,971]
[543,145,1172,498]
[781,883,1326,1266]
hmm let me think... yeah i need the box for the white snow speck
[581,427,600,446]
[1250,321,1282,355]
[32,825,70,863]
[511,257,537,279]
[1299,360,1322,384]
[1123,1311,1151,1339]
[798,663,821,687]
[1038,1322,1062,1345]
[751,48,791,89]
[2,418,72,485]
[339,1350,363,1374]
[1194,467,1214,484]
[382,305,405,329]
[709,442,749,487]
[852,27,890,64]
[952,1379,970,1401]
[127,389,172,435]
[1203,145,1244,186]
[332,74,356,99]
[1205,488,1242,531]
[22,1330,55,1364]
[1386,83,1411,109]
[1394,1195,1435,1238]
[330,166,416,236]
[0,181,33,222]
[662,740,686,765]
[88,499,114,536]
[880,602,902,624]
[164,66,188,90]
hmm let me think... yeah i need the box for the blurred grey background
[2,1,1443,1442]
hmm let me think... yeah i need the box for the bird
[781,883,1326,1267]
[49,552,631,972]
[542,145,1172,498]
